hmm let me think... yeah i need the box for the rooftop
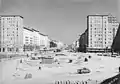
[32,28,39,32]
[24,27,48,36]
[23,27,33,32]
[0,15,24,18]
[39,33,48,36]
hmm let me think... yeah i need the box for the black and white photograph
[0,0,120,84]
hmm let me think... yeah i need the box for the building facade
[87,14,119,52]
[39,33,50,50]
[79,14,119,52]
[79,29,88,52]
[0,15,23,52]
[23,27,50,52]
[23,27,34,51]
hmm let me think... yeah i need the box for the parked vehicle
[77,67,90,74]
[112,53,119,57]
[31,53,42,60]
[111,55,116,57]
[103,53,108,56]
[97,53,103,56]
[55,53,67,56]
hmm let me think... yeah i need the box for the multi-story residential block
[108,15,119,48]
[23,27,33,51]
[39,33,50,50]
[32,29,41,50]
[79,14,119,52]
[23,27,50,51]
[87,14,119,52]
[0,15,23,52]
[79,29,88,52]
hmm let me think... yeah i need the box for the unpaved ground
[0,52,120,84]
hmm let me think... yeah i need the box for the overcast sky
[0,0,118,44]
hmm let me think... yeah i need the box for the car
[97,53,103,56]
[55,53,67,56]
[31,53,42,60]
[111,55,116,57]
[77,67,90,74]
[103,53,108,56]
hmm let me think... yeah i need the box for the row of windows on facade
[2,21,20,25]
[90,38,112,42]
[89,24,118,28]
[90,20,117,24]
[25,36,32,39]
[90,45,111,47]
[90,27,117,30]
[90,45,102,47]
[90,31,116,35]
[90,24,107,27]
[25,36,46,41]
[89,17,108,19]
[90,27,107,30]
[2,32,19,36]
[2,27,19,30]
[90,31,113,34]
[89,20,108,23]
[90,41,112,44]
[25,39,45,44]
[1,17,21,21]
[89,43,112,47]
[89,17,117,21]
[2,24,19,28]
[90,34,113,37]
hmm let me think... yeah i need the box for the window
[25,36,28,38]
[25,39,28,41]
[25,42,28,44]
[90,24,92,27]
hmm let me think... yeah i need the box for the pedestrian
[14,60,20,77]
[39,66,41,70]
[27,54,29,58]
[38,62,42,70]
[20,59,22,63]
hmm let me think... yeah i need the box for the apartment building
[23,27,50,51]
[79,29,88,52]
[23,27,33,51]
[39,33,50,49]
[0,15,23,52]
[32,29,41,50]
[87,14,119,52]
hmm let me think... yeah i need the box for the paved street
[0,52,120,84]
